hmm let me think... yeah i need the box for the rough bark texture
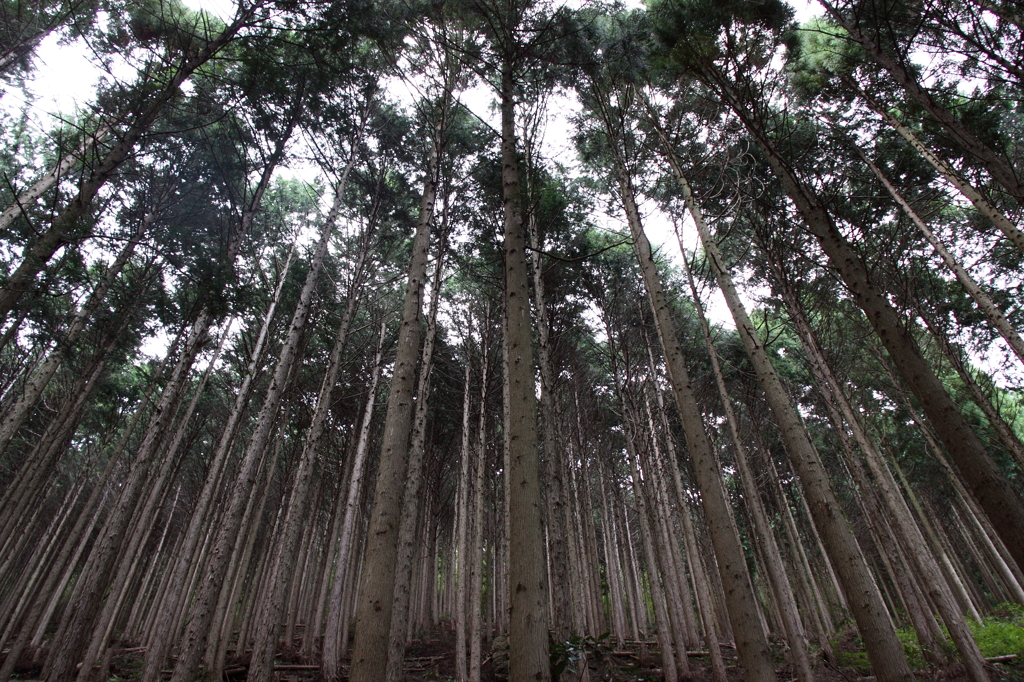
[499,60,551,682]
[0,6,258,322]
[823,0,1024,209]
[610,161,776,681]
[170,163,346,682]
[346,132,439,682]
[860,149,1024,365]
[665,152,910,679]
[722,83,1024,575]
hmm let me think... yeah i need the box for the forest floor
[7,624,1024,681]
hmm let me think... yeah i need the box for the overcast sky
[5,0,824,335]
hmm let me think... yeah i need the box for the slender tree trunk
[170,157,350,682]
[595,105,776,679]
[0,5,262,322]
[859,147,1024,365]
[139,241,296,682]
[494,58,550,682]
[43,304,212,682]
[0,126,110,233]
[820,0,1024,210]
[657,201,814,677]
[673,156,910,678]
[848,91,1024,254]
[318,320,387,681]
[722,82,1024,574]
[919,313,1024,470]
[640,408,691,676]
[346,119,441,679]
[385,245,447,682]
[454,352,472,682]
[247,228,372,682]
[780,283,989,677]
[0,216,143,457]
[526,154,571,643]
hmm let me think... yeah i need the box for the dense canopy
[1,0,1023,680]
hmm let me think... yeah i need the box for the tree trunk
[671,236,813,679]
[346,120,441,679]
[454,351,473,682]
[821,0,1024,210]
[319,321,387,681]
[597,106,776,679]
[664,144,911,678]
[779,282,989,678]
[170,156,350,682]
[248,223,373,682]
[858,147,1024,366]
[385,245,447,682]
[43,303,212,682]
[0,126,110,233]
[139,240,297,682]
[0,5,263,322]
[494,58,550,682]
[722,81,1024,576]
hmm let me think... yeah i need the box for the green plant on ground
[970,603,1024,659]
[895,627,927,670]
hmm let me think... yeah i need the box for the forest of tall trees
[1,0,1024,680]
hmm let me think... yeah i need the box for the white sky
[5,0,821,344]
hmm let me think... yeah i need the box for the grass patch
[971,603,1024,659]
[878,604,1024,673]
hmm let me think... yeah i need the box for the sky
[5,0,824,339]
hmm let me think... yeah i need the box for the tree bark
[494,57,551,682]
[720,80,1024,576]
[596,104,776,679]
[820,0,1024,210]
[0,4,262,322]
[247,223,373,682]
[858,149,1024,366]
[345,121,441,681]
[170,156,351,682]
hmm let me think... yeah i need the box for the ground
[6,625,1024,681]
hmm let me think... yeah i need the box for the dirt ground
[7,626,1024,681]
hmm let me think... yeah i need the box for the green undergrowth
[840,604,1024,674]
[970,603,1024,659]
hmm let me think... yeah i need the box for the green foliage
[894,627,928,670]
[971,604,1024,659]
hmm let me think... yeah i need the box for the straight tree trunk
[385,245,447,682]
[858,147,1024,365]
[719,81,1024,576]
[526,153,571,643]
[0,127,109,233]
[595,104,776,679]
[0,210,143,456]
[672,238,813,681]
[820,0,1024,210]
[778,282,989,677]
[247,226,373,682]
[43,304,212,682]
[317,320,386,681]
[454,351,473,682]
[849,90,1024,254]
[469,317,490,682]
[918,313,1024,470]
[661,144,911,679]
[139,240,297,682]
[170,159,350,682]
[494,58,550,682]
[0,5,262,322]
[344,122,441,681]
